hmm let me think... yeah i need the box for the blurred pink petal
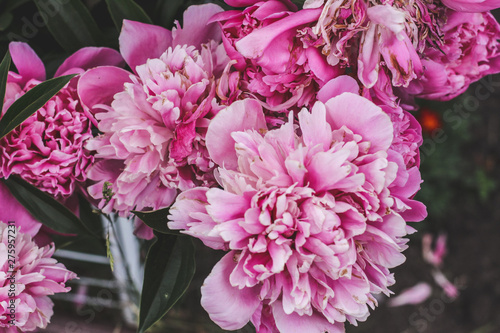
[388,283,432,307]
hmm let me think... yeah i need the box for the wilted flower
[0,221,77,332]
[214,0,341,114]
[169,93,426,332]
[82,4,228,218]
[0,42,123,198]
[407,10,500,101]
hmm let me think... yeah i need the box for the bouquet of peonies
[1,0,499,332]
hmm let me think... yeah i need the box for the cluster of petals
[214,0,342,114]
[0,222,77,332]
[0,42,123,198]
[406,9,500,101]
[168,89,426,332]
[82,4,229,218]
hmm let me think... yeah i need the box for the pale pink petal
[119,20,173,72]
[317,76,359,103]
[77,66,132,110]
[325,93,394,152]
[206,99,267,170]
[388,283,432,307]
[55,47,124,77]
[201,252,261,330]
[9,42,46,84]
[172,4,224,48]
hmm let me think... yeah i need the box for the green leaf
[78,195,104,236]
[155,0,184,28]
[33,0,104,52]
[0,51,11,109]
[0,74,76,139]
[132,208,181,236]
[138,234,195,333]
[105,0,153,31]
[1,176,98,237]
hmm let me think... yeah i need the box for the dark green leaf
[33,0,104,52]
[105,0,153,31]
[2,176,98,237]
[0,74,76,139]
[155,0,184,29]
[0,51,11,109]
[78,195,104,237]
[138,234,195,333]
[0,12,13,31]
[132,208,181,235]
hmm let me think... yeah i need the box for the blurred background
[1,1,499,332]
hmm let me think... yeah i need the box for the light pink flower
[169,93,426,332]
[387,282,432,307]
[407,10,500,101]
[82,4,228,218]
[213,1,341,114]
[0,42,123,198]
[441,0,500,12]
[0,221,77,332]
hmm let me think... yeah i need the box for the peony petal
[9,42,46,85]
[317,76,360,103]
[55,47,124,77]
[77,66,132,110]
[441,0,500,12]
[119,20,173,72]
[272,301,346,333]
[324,93,394,153]
[172,4,224,48]
[201,252,261,330]
[206,99,267,170]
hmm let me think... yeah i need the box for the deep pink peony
[82,4,228,218]
[407,10,500,101]
[213,0,341,114]
[441,0,500,12]
[0,221,77,332]
[169,93,426,332]
[0,42,123,198]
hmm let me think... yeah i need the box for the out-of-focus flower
[441,0,500,12]
[81,4,228,221]
[0,221,77,332]
[422,233,447,267]
[214,0,341,114]
[408,10,500,101]
[387,282,432,307]
[432,270,459,299]
[0,42,123,198]
[169,92,426,332]
[418,107,442,134]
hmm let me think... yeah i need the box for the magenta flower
[0,42,123,198]
[441,0,500,12]
[407,10,500,101]
[81,4,228,218]
[169,93,426,332]
[213,0,340,114]
[0,221,77,332]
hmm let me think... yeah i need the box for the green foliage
[139,234,196,333]
[105,0,153,31]
[132,208,181,236]
[0,51,11,108]
[0,74,76,139]
[33,0,105,52]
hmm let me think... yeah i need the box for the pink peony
[81,4,228,218]
[0,221,77,332]
[407,10,500,101]
[169,93,426,332]
[441,0,500,12]
[213,0,341,114]
[0,42,123,198]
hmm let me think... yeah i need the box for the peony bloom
[0,221,77,332]
[81,4,228,219]
[169,93,426,332]
[0,42,123,198]
[213,0,341,114]
[441,0,500,12]
[407,10,500,101]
